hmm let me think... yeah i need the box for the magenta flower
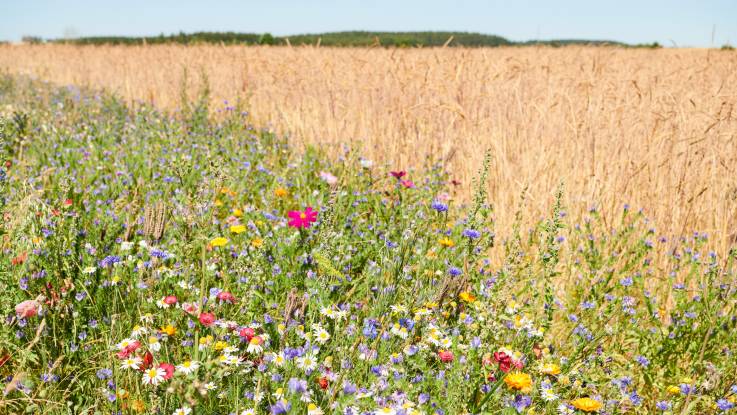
[287,207,318,228]
[390,170,407,179]
[400,180,415,189]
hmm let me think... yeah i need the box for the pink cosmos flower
[287,207,318,229]
[15,300,39,319]
[400,180,415,189]
[198,312,216,327]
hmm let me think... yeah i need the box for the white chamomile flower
[172,407,192,415]
[142,367,166,386]
[176,360,200,374]
[120,357,142,370]
[313,326,331,344]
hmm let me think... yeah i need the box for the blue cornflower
[431,200,448,213]
[462,228,481,239]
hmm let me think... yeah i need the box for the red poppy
[287,207,318,229]
[163,295,178,305]
[494,351,512,373]
[63,199,73,207]
[390,171,407,179]
[198,312,216,327]
[11,252,27,266]
[438,350,454,363]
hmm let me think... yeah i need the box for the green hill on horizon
[35,31,658,48]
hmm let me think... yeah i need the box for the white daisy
[296,353,318,372]
[142,367,166,386]
[120,357,142,370]
[176,360,200,374]
[172,407,192,415]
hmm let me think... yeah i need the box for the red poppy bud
[317,377,328,390]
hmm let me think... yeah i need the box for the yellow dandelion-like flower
[160,325,176,336]
[230,224,246,234]
[571,397,603,412]
[274,187,288,197]
[251,238,263,248]
[210,237,228,247]
[439,237,455,248]
[504,372,533,391]
[232,208,243,217]
[540,363,561,376]
[459,291,476,303]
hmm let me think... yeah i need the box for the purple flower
[431,201,448,213]
[462,229,481,239]
[287,378,307,394]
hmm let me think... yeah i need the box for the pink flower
[163,295,178,305]
[438,350,454,363]
[217,291,236,304]
[319,171,338,185]
[239,327,255,341]
[287,207,318,229]
[15,300,39,319]
[159,362,175,380]
[182,302,199,315]
[400,180,415,189]
[390,171,407,179]
[198,312,216,327]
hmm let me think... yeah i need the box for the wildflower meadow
[0,75,736,414]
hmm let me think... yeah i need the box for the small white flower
[172,407,192,415]
[120,357,142,370]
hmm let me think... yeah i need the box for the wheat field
[1,44,736,251]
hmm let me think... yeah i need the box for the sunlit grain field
[2,52,737,413]
[2,44,736,254]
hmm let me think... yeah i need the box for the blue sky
[2,0,736,47]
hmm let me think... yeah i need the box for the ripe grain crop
[1,44,736,251]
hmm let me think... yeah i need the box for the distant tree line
[14,31,668,48]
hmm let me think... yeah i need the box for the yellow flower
[214,199,224,207]
[439,237,455,248]
[117,388,129,399]
[131,400,146,413]
[230,224,246,234]
[571,397,602,412]
[559,375,571,385]
[160,325,176,336]
[210,237,228,247]
[274,187,288,197]
[214,341,228,351]
[504,372,532,391]
[251,238,263,248]
[232,208,243,217]
[667,385,681,395]
[540,363,561,376]
[459,291,476,303]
